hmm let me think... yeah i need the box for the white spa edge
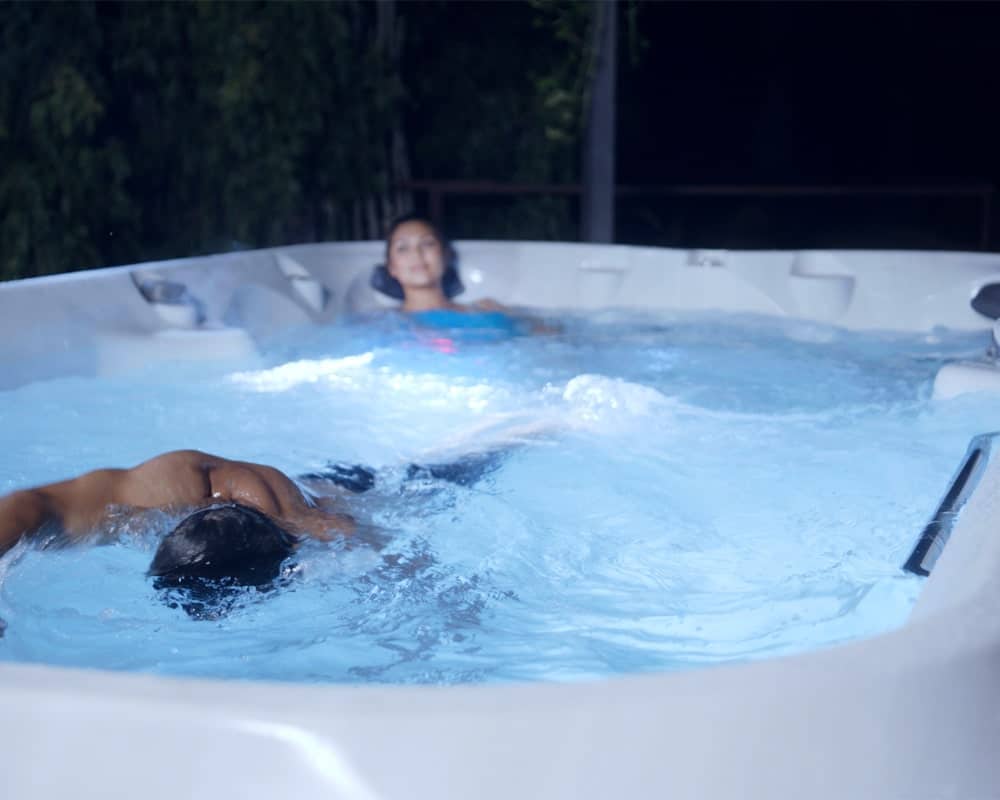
[2,241,1000,800]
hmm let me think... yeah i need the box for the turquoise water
[0,310,997,684]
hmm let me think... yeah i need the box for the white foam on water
[0,311,998,684]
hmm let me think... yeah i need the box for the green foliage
[0,0,632,279]
[404,1,591,184]
[401,1,602,240]
[0,2,132,279]
[0,1,407,279]
[529,0,595,147]
[107,0,403,257]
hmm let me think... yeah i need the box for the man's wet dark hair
[149,503,297,584]
[370,213,464,300]
[148,504,297,618]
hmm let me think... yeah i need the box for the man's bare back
[0,412,567,563]
[0,450,355,556]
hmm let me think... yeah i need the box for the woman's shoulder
[469,298,507,312]
[457,299,559,335]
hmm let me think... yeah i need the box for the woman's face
[387,220,446,291]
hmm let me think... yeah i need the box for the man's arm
[288,499,357,541]
[0,467,137,556]
[0,450,358,557]
[0,489,53,556]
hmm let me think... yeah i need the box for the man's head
[149,503,297,588]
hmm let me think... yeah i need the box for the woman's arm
[473,299,560,334]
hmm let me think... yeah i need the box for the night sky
[621,2,999,183]
[4,0,998,279]
[613,2,1000,249]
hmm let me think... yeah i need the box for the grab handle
[904,433,996,576]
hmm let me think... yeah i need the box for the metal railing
[399,180,994,250]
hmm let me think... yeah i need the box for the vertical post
[429,188,444,230]
[581,0,617,243]
[982,187,992,251]
[376,0,412,230]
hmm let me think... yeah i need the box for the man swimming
[0,415,559,602]
[0,449,356,560]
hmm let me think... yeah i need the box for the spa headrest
[971,283,1000,320]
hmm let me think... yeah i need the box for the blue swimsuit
[410,309,523,341]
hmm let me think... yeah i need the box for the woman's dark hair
[148,504,297,587]
[370,213,464,300]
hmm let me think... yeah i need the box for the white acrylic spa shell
[2,241,1000,800]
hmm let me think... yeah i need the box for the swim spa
[2,241,1000,799]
